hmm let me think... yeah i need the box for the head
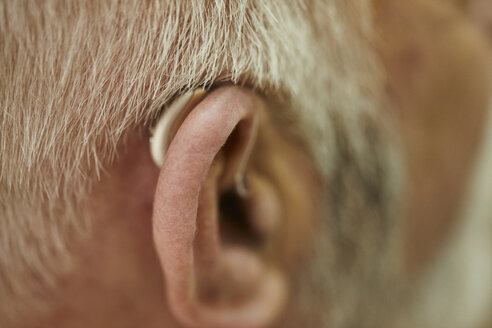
[1,1,491,327]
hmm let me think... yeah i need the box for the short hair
[0,0,382,321]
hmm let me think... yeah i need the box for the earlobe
[151,86,287,328]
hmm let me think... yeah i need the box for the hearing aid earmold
[150,88,258,197]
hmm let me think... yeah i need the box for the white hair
[0,0,383,321]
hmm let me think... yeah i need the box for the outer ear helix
[149,88,259,196]
[151,86,288,328]
[150,88,207,167]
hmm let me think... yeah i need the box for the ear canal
[151,86,287,328]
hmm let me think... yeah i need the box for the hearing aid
[150,88,258,196]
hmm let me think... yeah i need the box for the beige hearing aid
[150,88,258,196]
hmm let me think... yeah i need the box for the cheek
[376,0,492,274]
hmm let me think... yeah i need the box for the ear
[151,86,318,328]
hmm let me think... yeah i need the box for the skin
[11,1,492,327]
[32,91,320,328]
[375,0,492,274]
